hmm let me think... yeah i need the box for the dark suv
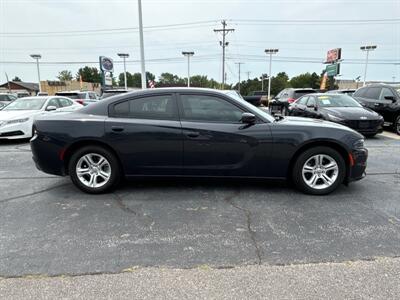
[270,88,318,115]
[353,84,400,135]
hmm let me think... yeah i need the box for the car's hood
[321,107,380,119]
[0,110,41,121]
[279,116,356,131]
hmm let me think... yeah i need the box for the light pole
[117,53,129,90]
[137,0,146,89]
[360,45,377,86]
[182,51,194,87]
[265,49,279,100]
[30,54,42,93]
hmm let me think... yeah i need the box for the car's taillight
[287,98,296,103]
[76,99,84,105]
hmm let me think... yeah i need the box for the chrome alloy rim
[76,153,111,188]
[302,154,339,190]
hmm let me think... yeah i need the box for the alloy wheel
[302,154,339,190]
[76,153,112,188]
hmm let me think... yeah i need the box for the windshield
[56,93,85,99]
[2,97,47,111]
[316,94,361,108]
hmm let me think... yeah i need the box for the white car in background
[0,96,82,139]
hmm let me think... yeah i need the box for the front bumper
[348,148,368,182]
[0,122,32,139]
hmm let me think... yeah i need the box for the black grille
[344,120,382,130]
[0,131,24,137]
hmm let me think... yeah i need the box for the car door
[290,96,309,116]
[177,93,273,177]
[378,87,398,122]
[304,96,319,118]
[105,93,183,176]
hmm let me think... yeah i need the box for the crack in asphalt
[0,183,70,204]
[223,188,262,265]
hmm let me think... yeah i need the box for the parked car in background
[37,92,49,96]
[100,89,129,99]
[31,88,367,196]
[353,83,400,135]
[243,91,267,106]
[16,91,30,98]
[289,94,384,137]
[270,88,318,115]
[326,89,356,96]
[55,91,99,106]
[0,93,18,109]
[0,96,82,139]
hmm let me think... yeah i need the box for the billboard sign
[99,56,114,73]
[326,48,341,64]
[326,63,340,76]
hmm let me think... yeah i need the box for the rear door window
[111,94,177,120]
[364,87,381,100]
[58,97,73,107]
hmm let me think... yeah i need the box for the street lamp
[265,49,279,100]
[137,0,146,89]
[360,45,377,86]
[117,53,129,90]
[182,51,194,87]
[30,54,42,93]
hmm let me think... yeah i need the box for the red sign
[326,48,341,63]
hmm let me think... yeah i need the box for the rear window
[294,90,316,99]
[56,92,86,99]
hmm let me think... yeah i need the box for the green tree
[57,70,73,81]
[270,72,289,95]
[289,72,321,89]
[157,72,185,87]
[76,66,102,83]
[12,76,22,82]
[118,71,155,88]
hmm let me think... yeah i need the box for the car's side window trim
[108,93,179,121]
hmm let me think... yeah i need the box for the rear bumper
[30,134,66,176]
[348,148,368,182]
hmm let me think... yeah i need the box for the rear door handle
[185,131,200,138]
[111,126,124,132]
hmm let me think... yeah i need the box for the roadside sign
[325,48,341,64]
[326,63,340,76]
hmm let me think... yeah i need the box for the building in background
[40,80,101,95]
[0,81,39,95]
[336,79,400,90]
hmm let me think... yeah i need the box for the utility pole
[235,62,243,93]
[214,20,234,89]
[360,45,377,86]
[260,74,268,91]
[182,51,194,87]
[117,53,129,90]
[265,49,279,100]
[245,71,251,80]
[137,0,146,89]
[30,54,42,93]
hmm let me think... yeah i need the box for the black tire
[68,145,121,194]
[394,115,400,135]
[363,133,377,138]
[292,146,346,195]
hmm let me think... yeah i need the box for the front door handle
[111,126,124,132]
[185,131,200,138]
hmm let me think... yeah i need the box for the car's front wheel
[69,146,121,194]
[292,146,346,195]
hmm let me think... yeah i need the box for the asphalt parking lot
[0,132,399,278]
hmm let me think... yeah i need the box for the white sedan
[0,96,82,140]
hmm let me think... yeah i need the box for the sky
[0,0,399,86]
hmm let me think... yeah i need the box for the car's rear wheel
[69,146,120,194]
[292,146,346,195]
[394,115,400,135]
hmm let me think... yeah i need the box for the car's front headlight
[6,118,29,125]
[327,113,345,123]
[353,139,365,149]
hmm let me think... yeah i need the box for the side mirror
[46,106,57,111]
[241,112,256,124]
[384,96,396,102]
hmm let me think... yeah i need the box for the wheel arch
[287,140,351,181]
[63,139,124,175]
